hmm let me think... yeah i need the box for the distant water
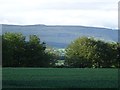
[2,24,118,48]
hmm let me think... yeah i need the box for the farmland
[2,68,118,88]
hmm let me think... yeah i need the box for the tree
[115,43,120,68]
[93,41,117,68]
[65,37,95,68]
[2,32,53,67]
[2,32,25,67]
[23,35,43,66]
[65,37,118,68]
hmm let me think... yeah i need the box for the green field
[2,68,118,88]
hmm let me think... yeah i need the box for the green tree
[65,37,117,68]
[93,41,116,68]
[114,43,120,68]
[2,32,52,67]
[65,37,95,68]
[23,35,49,67]
[2,32,25,67]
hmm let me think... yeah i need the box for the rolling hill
[1,24,118,48]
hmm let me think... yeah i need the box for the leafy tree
[23,35,45,67]
[93,41,116,68]
[2,32,25,67]
[115,43,120,68]
[2,32,52,67]
[65,37,95,68]
[65,37,118,68]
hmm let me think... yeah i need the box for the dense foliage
[65,37,119,68]
[2,32,120,68]
[2,32,53,67]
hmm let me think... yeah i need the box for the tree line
[2,32,54,67]
[2,32,120,68]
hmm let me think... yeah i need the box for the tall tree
[65,37,118,68]
[2,32,25,67]
[2,33,52,67]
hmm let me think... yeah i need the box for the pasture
[2,68,118,88]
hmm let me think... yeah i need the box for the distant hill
[1,24,118,48]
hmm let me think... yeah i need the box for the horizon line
[0,23,117,30]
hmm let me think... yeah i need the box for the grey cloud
[0,0,118,29]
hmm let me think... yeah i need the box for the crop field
[2,68,118,89]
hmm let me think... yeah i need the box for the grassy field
[2,68,118,88]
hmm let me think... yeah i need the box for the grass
[2,68,118,88]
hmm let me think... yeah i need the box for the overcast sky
[0,0,119,29]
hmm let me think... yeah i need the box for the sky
[0,0,119,29]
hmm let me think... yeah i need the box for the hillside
[1,24,118,48]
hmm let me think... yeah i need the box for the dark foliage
[2,32,53,67]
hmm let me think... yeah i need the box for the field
[2,68,118,88]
